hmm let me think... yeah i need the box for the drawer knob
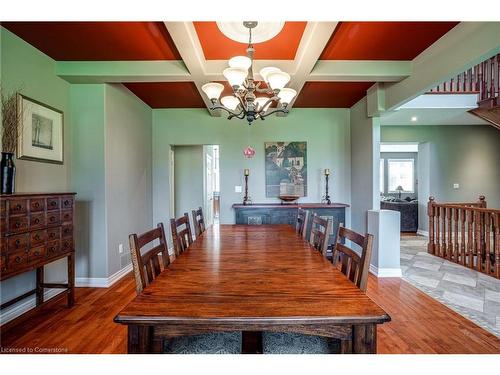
[49,233,55,238]
[64,200,70,205]
[50,201,57,206]
[34,218,40,224]
[15,256,22,263]
[34,202,40,208]
[15,222,21,228]
[34,235,40,240]
[15,239,20,245]
[34,251,40,256]
[16,204,22,210]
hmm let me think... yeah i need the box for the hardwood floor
[1,273,499,354]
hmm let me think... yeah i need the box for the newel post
[428,196,435,255]
[478,195,487,208]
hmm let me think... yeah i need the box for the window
[380,159,385,193]
[388,159,414,193]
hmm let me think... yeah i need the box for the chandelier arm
[259,107,289,119]
[210,104,243,118]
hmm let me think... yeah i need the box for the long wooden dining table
[114,225,391,354]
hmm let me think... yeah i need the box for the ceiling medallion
[201,21,297,126]
[216,21,285,43]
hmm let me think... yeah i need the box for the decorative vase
[1,152,16,194]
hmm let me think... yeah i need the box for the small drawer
[30,198,45,212]
[0,200,6,218]
[30,230,47,246]
[29,245,46,264]
[1,253,6,272]
[30,213,46,229]
[7,248,29,271]
[47,211,61,226]
[61,238,73,253]
[62,197,74,210]
[46,240,60,258]
[1,218,6,234]
[47,227,61,241]
[61,209,73,223]
[0,238,6,253]
[61,224,73,238]
[8,233,30,250]
[9,199,28,215]
[47,197,60,210]
[9,216,29,233]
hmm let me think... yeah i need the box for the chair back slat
[332,226,373,292]
[129,222,170,294]
[192,207,206,238]
[170,213,193,257]
[309,214,332,256]
[296,208,309,238]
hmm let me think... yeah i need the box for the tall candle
[324,168,330,176]
[244,169,250,176]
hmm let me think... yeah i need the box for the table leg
[67,252,75,307]
[352,324,377,354]
[128,325,155,354]
[36,266,44,306]
[241,331,263,354]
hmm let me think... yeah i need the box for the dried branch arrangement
[1,89,21,153]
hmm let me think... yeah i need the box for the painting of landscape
[265,142,307,197]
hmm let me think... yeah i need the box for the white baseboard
[417,229,429,237]
[369,264,402,278]
[0,288,66,326]
[75,263,132,288]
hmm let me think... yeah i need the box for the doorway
[171,145,220,226]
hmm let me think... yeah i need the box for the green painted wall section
[70,84,107,279]
[0,27,72,307]
[152,108,351,227]
[173,145,204,219]
[381,125,500,211]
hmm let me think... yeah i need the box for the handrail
[427,195,499,279]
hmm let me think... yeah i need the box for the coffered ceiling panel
[2,22,181,61]
[193,22,307,60]
[293,82,374,108]
[124,82,205,108]
[320,22,459,60]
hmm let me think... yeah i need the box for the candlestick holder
[323,169,331,205]
[243,169,251,205]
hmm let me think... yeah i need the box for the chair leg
[241,331,263,354]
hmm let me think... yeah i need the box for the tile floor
[400,235,500,337]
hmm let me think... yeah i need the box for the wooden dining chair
[332,226,373,292]
[309,214,332,256]
[129,223,170,294]
[191,206,206,238]
[170,213,193,257]
[295,208,309,238]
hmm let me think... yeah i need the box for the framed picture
[265,141,307,197]
[17,94,64,164]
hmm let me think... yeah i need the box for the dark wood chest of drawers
[1,193,76,314]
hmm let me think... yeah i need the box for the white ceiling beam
[384,22,500,111]
[55,60,190,84]
[164,21,220,116]
[309,60,412,82]
[285,22,338,109]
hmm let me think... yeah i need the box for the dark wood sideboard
[232,203,349,248]
[1,193,76,315]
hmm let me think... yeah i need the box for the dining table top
[114,224,390,326]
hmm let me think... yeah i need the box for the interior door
[205,153,214,226]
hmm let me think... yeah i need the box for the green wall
[173,145,204,218]
[152,108,351,226]
[381,125,500,210]
[1,27,72,308]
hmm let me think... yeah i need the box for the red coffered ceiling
[320,22,459,60]
[124,82,205,108]
[1,22,181,61]
[193,22,307,60]
[294,82,374,108]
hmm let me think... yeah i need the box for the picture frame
[17,94,64,164]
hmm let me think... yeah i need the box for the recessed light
[411,116,418,122]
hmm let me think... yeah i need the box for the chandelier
[201,21,297,126]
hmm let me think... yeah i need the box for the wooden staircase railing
[427,196,500,279]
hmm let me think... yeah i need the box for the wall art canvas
[265,141,307,197]
[17,94,64,164]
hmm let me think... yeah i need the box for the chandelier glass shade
[201,21,297,125]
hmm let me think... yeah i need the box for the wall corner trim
[417,229,429,237]
[369,264,402,278]
[75,263,132,288]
